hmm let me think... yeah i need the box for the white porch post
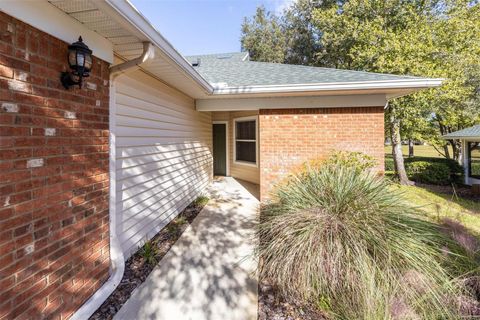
[462,139,470,185]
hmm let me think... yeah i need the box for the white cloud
[273,0,296,15]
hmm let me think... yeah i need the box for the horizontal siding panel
[116,136,211,147]
[119,170,210,233]
[115,73,213,260]
[120,178,210,258]
[118,159,211,201]
[116,95,208,123]
[117,158,211,193]
[119,173,211,235]
[117,142,208,159]
[116,95,211,123]
[117,145,210,169]
[116,114,211,132]
[116,74,192,109]
[116,126,212,138]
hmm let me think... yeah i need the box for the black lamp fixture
[61,36,93,89]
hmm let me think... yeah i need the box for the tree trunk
[443,144,451,159]
[408,139,414,158]
[450,140,459,161]
[439,122,451,159]
[390,111,413,185]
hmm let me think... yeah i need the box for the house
[0,0,442,319]
[443,125,480,186]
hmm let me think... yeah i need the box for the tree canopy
[241,0,480,168]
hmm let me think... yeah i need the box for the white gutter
[70,43,155,320]
[212,78,444,95]
[96,0,214,94]
[110,42,155,75]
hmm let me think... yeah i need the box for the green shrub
[384,156,463,184]
[193,195,209,207]
[385,157,395,171]
[406,161,451,185]
[258,163,466,319]
[139,239,158,265]
[322,151,377,173]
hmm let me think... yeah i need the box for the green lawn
[385,145,453,158]
[394,184,480,236]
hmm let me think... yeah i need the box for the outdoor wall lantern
[61,36,93,89]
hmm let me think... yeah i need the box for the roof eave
[442,136,480,140]
[99,0,214,94]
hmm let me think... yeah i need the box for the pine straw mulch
[90,200,207,320]
[258,281,327,320]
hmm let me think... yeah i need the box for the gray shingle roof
[443,125,480,139]
[185,52,422,88]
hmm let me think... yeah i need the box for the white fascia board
[100,0,214,94]
[212,78,444,96]
[0,0,114,63]
[197,94,387,111]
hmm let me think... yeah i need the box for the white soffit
[45,0,212,98]
[0,0,114,63]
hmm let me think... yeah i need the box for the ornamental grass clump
[257,161,468,319]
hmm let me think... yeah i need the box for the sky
[129,0,295,56]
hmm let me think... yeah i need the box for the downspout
[70,42,155,320]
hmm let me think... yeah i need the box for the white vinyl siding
[115,71,213,259]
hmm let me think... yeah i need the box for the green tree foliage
[241,0,480,179]
[240,6,286,63]
[426,2,480,159]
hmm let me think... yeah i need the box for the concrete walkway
[114,177,259,320]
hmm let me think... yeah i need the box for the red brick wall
[259,107,385,200]
[0,13,110,320]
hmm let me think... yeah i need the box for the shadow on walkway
[114,177,259,320]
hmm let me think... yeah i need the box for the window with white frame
[234,117,257,165]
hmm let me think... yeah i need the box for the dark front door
[212,123,227,176]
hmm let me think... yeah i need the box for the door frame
[212,121,229,176]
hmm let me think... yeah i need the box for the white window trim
[212,121,230,176]
[233,116,258,168]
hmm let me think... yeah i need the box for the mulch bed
[90,200,206,320]
[258,281,326,320]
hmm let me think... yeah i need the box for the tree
[241,6,286,63]
[426,1,480,160]
[312,0,441,184]
[241,0,480,184]
[281,0,328,65]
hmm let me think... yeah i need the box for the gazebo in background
[444,125,480,189]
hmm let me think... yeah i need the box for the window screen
[235,119,256,165]
[468,142,480,178]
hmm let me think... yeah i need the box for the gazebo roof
[443,125,480,140]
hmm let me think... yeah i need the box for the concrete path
[114,177,259,320]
